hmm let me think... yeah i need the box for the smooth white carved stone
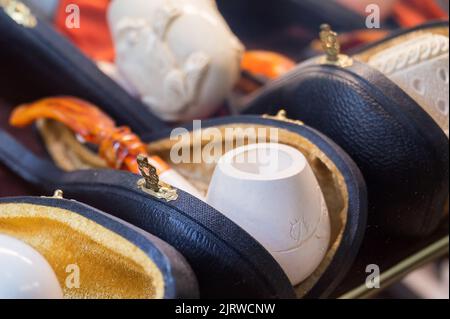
[369,34,449,137]
[0,235,63,299]
[206,143,331,285]
[108,0,244,122]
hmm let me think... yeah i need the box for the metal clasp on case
[318,24,353,68]
[263,109,305,126]
[0,0,37,28]
[137,155,178,202]
[41,190,65,199]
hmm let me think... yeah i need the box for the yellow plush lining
[0,203,165,299]
[354,25,449,62]
[38,120,349,298]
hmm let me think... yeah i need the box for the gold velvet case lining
[37,120,349,298]
[0,202,165,299]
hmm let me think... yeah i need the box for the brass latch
[0,0,37,28]
[137,155,178,202]
[318,24,353,68]
[263,109,304,126]
[41,189,65,199]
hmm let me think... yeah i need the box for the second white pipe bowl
[207,143,331,285]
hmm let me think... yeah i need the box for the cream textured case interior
[368,34,449,136]
[355,26,450,137]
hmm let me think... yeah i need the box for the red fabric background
[55,0,114,62]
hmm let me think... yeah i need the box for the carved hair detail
[154,1,182,39]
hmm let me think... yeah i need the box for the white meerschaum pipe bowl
[108,0,244,122]
[0,234,63,299]
[206,143,331,285]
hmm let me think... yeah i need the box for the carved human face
[109,0,244,121]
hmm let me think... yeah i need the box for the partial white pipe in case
[0,234,63,299]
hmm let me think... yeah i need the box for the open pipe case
[241,20,450,296]
[0,1,368,298]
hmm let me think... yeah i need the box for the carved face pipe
[108,0,245,122]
